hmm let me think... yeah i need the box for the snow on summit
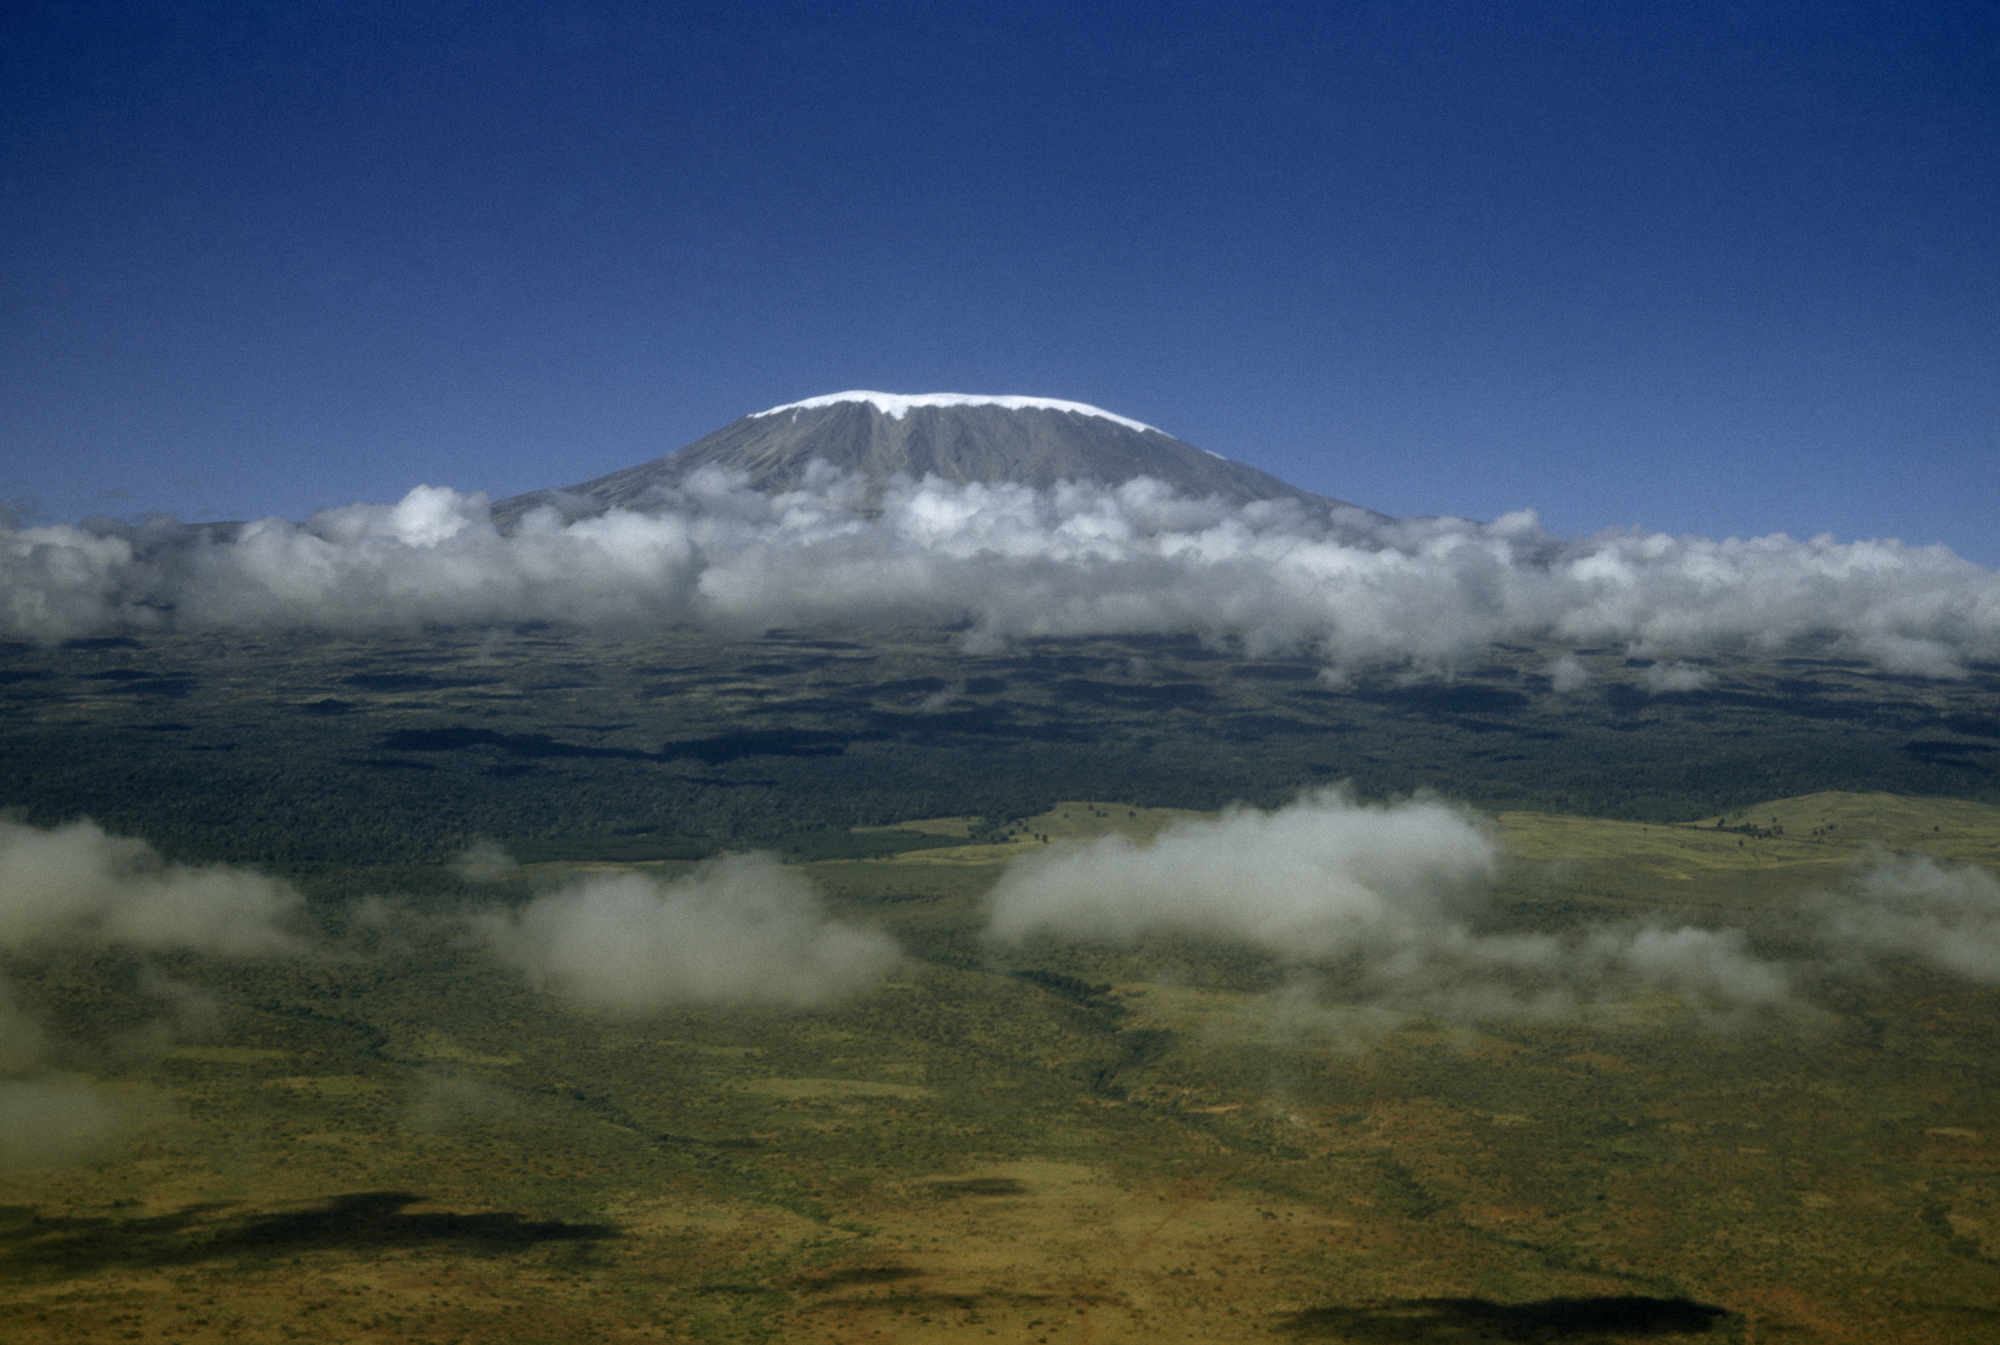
[751,391,1159,436]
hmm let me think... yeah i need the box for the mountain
[489,392,1380,528]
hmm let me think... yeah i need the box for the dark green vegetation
[3,627,1995,881]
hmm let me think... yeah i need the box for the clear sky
[4,1,1996,562]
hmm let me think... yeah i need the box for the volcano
[490,392,1379,527]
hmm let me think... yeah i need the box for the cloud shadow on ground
[0,1191,617,1276]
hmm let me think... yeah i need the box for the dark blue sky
[5,2,1996,560]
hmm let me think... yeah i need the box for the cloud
[987,790,1797,1024]
[987,790,1501,956]
[986,798,2000,1028]
[1642,661,1716,693]
[405,1071,519,1131]
[3,471,1996,674]
[0,1076,124,1170]
[0,819,313,1166]
[1546,654,1590,693]
[1,974,120,1172]
[0,983,53,1075]
[1809,853,2000,982]
[478,853,897,1012]
[1576,923,1791,1012]
[0,817,308,955]
[454,839,517,885]
[916,681,967,713]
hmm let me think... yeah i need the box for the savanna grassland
[3,627,1999,1342]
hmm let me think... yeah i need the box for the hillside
[490,392,1383,526]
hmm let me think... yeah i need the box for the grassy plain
[4,628,2000,1340]
[3,793,1999,1342]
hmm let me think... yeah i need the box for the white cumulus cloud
[1642,661,1717,693]
[1546,654,1591,693]
[478,853,897,1013]
[0,817,308,955]
[1809,853,2000,982]
[987,790,1500,956]
[2,470,1996,674]
[986,790,1799,1024]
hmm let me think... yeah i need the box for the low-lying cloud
[453,838,517,885]
[985,791,1799,1024]
[7,469,1998,674]
[0,818,312,1167]
[0,821,899,1166]
[478,853,897,1013]
[0,817,307,954]
[405,1070,520,1131]
[988,791,1501,956]
[990,792,2000,1032]
[0,1076,124,1170]
[1809,853,2000,982]
[1641,661,1716,694]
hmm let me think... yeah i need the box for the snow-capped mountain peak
[490,392,1380,528]
[751,391,1158,435]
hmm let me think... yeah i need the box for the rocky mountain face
[490,392,1378,527]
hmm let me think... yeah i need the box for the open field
[4,789,1999,1342]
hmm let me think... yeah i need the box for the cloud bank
[985,791,1797,1023]
[7,470,1998,673]
[478,853,897,1013]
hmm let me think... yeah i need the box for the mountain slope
[490,392,1378,526]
